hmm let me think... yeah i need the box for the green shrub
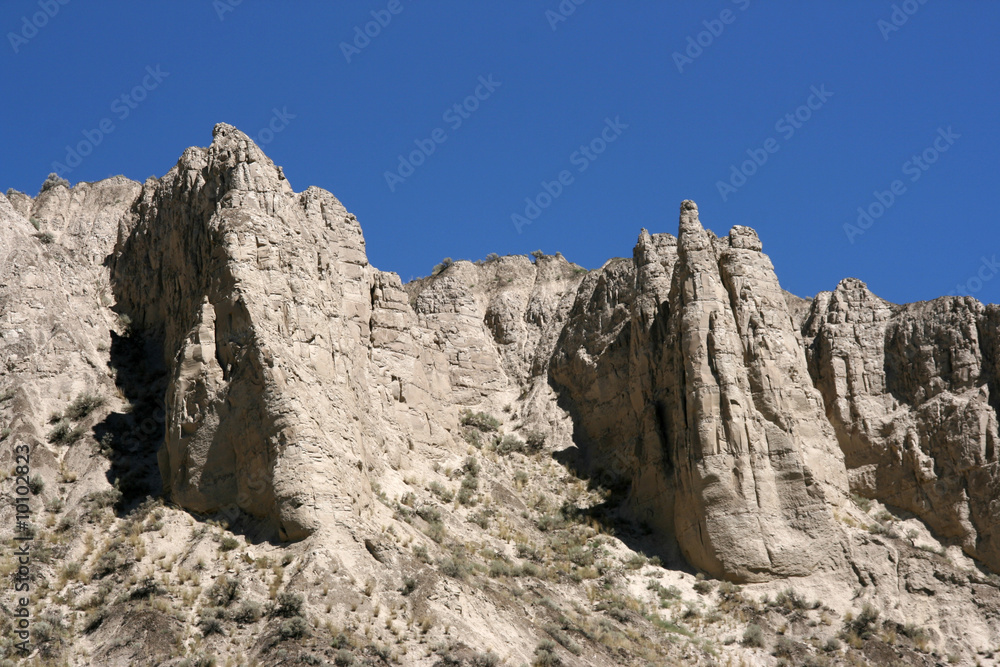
[40,172,70,193]
[92,538,134,578]
[231,600,262,624]
[428,481,453,503]
[774,587,810,610]
[533,639,561,666]
[846,602,880,639]
[461,428,483,448]
[458,474,478,506]
[130,576,163,599]
[485,253,499,262]
[197,611,225,636]
[208,575,239,607]
[488,559,514,578]
[432,257,454,276]
[279,615,308,639]
[742,623,765,647]
[65,392,105,420]
[87,487,122,510]
[48,421,85,445]
[460,411,500,432]
[693,578,715,594]
[535,514,564,532]
[28,474,44,495]
[901,622,928,642]
[523,430,546,453]
[624,553,648,570]
[219,536,239,552]
[273,591,304,617]
[468,508,492,529]
[470,651,500,667]
[824,637,841,652]
[32,620,56,643]
[850,492,872,513]
[34,232,54,244]
[773,636,797,657]
[439,556,473,580]
[496,434,525,455]
[413,544,431,563]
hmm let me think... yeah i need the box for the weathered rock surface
[551,201,848,582]
[3,127,1000,664]
[805,277,1000,572]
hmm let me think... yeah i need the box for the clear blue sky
[3,1,998,303]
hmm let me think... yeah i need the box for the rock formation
[1,125,999,665]
[805,278,1000,572]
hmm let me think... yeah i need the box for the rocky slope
[1,125,999,666]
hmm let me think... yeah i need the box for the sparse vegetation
[48,420,85,445]
[460,410,501,432]
[231,600,263,624]
[65,392,105,420]
[844,602,880,640]
[219,535,240,551]
[432,257,454,276]
[28,473,44,495]
[278,615,308,639]
[40,172,70,193]
[533,639,562,666]
[273,591,304,617]
[495,434,526,455]
[850,492,872,513]
[207,574,239,606]
[743,623,765,647]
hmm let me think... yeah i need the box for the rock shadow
[92,328,167,514]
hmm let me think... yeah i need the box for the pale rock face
[110,124,387,540]
[5,127,1000,662]
[7,125,998,590]
[805,278,1000,571]
[552,201,847,581]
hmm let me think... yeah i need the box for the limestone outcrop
[805,278,1000,571]
[3,126,1000,664]
[551,202,849,582]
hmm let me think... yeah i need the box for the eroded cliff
[1,126,999,665]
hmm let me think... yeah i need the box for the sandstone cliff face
[805,278,1000,571]
[0,177,141,506]
[91,136,1000,584]
[3,127,1000,664]
[550,202,848,582]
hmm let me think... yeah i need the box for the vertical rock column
[669,201,845,581]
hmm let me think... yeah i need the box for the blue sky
[3,1,998,304]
